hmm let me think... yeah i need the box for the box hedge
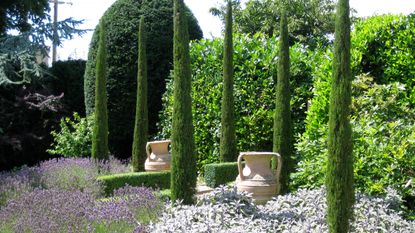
[97,171,170,196]
[204,162,238,188]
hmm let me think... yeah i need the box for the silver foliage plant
[150,186,414,233]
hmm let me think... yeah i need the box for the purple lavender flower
[0,166,40,206]
[0,187,159,233]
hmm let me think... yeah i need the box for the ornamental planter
[145,140,171,171]
[236,152,282,204]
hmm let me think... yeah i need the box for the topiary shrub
[131,16,148,172]
[326,0,354,230]
[158,34,313,173]
[219,0,236,162]
[204,162,238,188]
[84,0,202,158]
[91,21,109,160]
[97,171,170,196]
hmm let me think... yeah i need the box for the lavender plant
[39,157,129,197]
[0,157,130,207]
[149,186,414,232]
[0,186,161,233]
[0,166,40,206]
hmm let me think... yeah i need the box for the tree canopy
[0,0,49,36]
[211,0,336,48]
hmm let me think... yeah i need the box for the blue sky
[55,0,415,61]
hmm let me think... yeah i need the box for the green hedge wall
[158,34,313,173]
[204,162,238,188]
[97,171,170,196]
[84,0,202,158]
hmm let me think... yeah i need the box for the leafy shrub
[294,75,415,208]
[353,14,415,101]
[158,34,313,172]
[48,112,93,157]
[204,162,238,188]
[295,14,415,212]
[97,171,170,196]
[84,0,203,158]
[149,186,414,232]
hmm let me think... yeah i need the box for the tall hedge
[48,60,86,115]
[326,0,354,231]
[84,0,202,158]
[158,35,313,174]
[132,16,148,172]
[91,22,109,160]
[219,0,236,162]
[170,0,196,205]
[273,7,292,194]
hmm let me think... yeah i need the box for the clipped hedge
[84,0,203,158]
[97,171,170,196]
[204,162,238,188]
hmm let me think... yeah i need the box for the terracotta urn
[235,152,282,204]
[144,140,171,171]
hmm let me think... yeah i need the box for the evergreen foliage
[326,0,354,231]
[219,1,236,162]
[48,60,86,115]
[273,7,292,194]
[132,17,148,172]
[83,0,202,158]
[170,0,197,205]
[158,36,313,174]
[91,22,109,161]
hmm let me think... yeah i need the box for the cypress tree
[220,0,237,162]
[326,0,354,232]
[170,0,197,204]
[132,16,148,172]
[272,6,292,194]
[91,21,109,160]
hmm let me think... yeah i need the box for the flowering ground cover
[0,158,161,233]
[1,158,414,232]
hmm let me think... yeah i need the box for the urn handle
[273,153,282,182]
[237,153,246,181]
[146,142,153,162]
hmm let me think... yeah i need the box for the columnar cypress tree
[132,16,148,172]
[326,0,354,232]
[273,6,292,194]
[220,0,236,162]
[170,0,197,204]
[91,21,109,160]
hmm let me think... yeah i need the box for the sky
[55,0,415,61]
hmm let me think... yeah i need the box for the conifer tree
[132,16,148,172]
[272,6,292,194]
[170,0,197,204]
[220,0,237,162]
[326,0,354,232]
[91,22,109,160]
